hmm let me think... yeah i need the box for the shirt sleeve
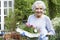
[27,15,33,25]
[45,16,55,35]
[27,15,31,24]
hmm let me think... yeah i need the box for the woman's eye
[36,8,43,10]
[40,8,43,10]
[36,8,39,10]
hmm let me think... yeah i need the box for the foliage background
[14,0,60,40]
[4,0,60,40]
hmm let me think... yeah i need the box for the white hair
[32,1,46,11]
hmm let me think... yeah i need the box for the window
[9,1,12,7]
[0,16,1,22]
[0,9,1,15]
[4,9,7,15]
[9,8,12,13]
[4,1,7,7]
[0,24,1,30]
[0,1,1,7]
[4,16,7,29]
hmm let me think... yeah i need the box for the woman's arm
[45,16,55,35]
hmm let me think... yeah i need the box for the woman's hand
[25,23,35,29]
[26,23,31,27]
[25,23,33,27]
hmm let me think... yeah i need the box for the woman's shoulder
[28,14,35,18]
[44,15,50,20]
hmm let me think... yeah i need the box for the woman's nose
[38,9,41,12]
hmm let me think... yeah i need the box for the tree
[14,0,35,23]
[47,0,60,19]
[47,0,57,19]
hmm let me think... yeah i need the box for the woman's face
[34,4,44,17]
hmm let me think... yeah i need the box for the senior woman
[26,1,55,40]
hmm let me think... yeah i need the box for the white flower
[34,29,38,33]
[16,22,19,25]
